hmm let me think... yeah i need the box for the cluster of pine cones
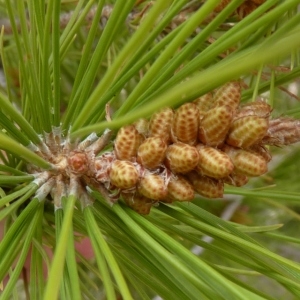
[91,81,299,214]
